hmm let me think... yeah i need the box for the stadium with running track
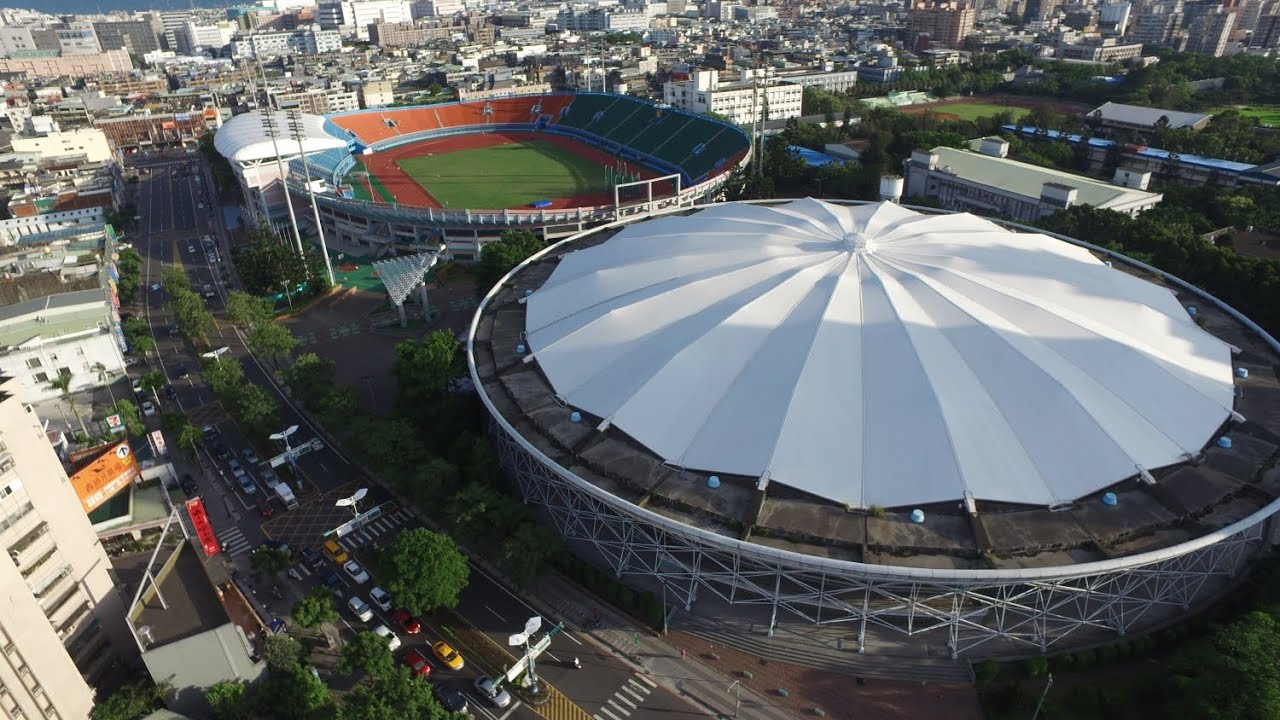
[213,92,751,261]
[467,198,1280,661]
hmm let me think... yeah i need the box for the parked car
[432,641,464,670]
[369,587,392,612]
[402,649,432,677]
[322,540,348,564]
[131,378,144,394]
[260,469,281,488]
[236,475,257,495]
[227,459,245,478]
[179,474,199,497]
[373,625,401,651]
[174,363,189,379]
[343,560,370,584]
[301,546,324,571]
[164,385,178,400]
[141,400,157,417]
[473,677,512,709]
[323,569,343,593]
[243,448,261,465]
[212,441,231,460]
[392,609,421,635]
[202,425,221,440]
[432,685,467,714]
[347,596,373,623]
[255,495,273,517]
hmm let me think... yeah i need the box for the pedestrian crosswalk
[592,674,657,720]
[291,508,414,577]
[217,526,254,557]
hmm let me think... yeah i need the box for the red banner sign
[185,498,220,557]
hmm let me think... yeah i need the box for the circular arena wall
[467,199,1280,660]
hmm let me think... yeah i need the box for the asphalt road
[129,151,702,720]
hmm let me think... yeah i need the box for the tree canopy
[473,228,543,294]
[292,587,339,629]
[378,528,470,615]
[338,630,397,679]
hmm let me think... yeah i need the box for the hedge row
[554,553,666,629]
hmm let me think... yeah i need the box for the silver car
[473,677,512,708]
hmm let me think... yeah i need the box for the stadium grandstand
[214,93,751,262]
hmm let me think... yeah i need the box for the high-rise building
[54,21,100,55]
[1128,0,1184,46]
[1184,5,1236,55]
[1251,11,1280,46]
[92,21,161,55]
[1023,0,1063,22]
[907,1,977,48]
[0,376,133,717]
[1099,1,1133,34]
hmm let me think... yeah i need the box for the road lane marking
[635,675,657,688]
[614,693,637,709]
[606,700,630,717]
[596,708,623,720]
[621,685,645,702]
[485,604,505,621]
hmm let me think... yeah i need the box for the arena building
[468,198,1280,661]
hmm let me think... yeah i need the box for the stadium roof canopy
[213,111,346,163]
[524,200,1238,509]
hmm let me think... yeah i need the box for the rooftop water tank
[1102,492,1118,506]
[909,509,925,524]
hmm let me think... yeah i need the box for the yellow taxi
[432,641,464,670]
[322,540,349,564]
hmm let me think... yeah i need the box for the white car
[369,587,392,612]
[347,596,373,623]
[373,624,401,651]
[344,560,370,584]
[141,400,157,417]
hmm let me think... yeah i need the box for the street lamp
[270,424,301,486]
[335,487,369,525]
[507,616,543,694]
[201,346,231,362]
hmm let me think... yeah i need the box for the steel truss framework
[492,426,1266,657]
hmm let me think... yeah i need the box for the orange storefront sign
[70,441,140,513]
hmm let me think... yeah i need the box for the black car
[432,684,468,714]
[174,363,189,379]
[301,546,325,571]
[164,384,178,400]
[212,440,231,460]
[323,570,343,593]
[179,474,199,496]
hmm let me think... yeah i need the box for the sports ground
[1212,105,1280,127]
[344,132,656,211]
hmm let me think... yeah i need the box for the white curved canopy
[213,111,346,163]
[524,200,1237,508]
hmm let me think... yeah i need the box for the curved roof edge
[213,111,347,164]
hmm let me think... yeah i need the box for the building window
[24,358,40,369]
[32,372,48,384]
[57,368,70,378]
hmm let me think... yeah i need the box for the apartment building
[1183,5,1236,56]
[368,20,453,46]
[0,377,133,715]
[318,0,412,40]
[11,117,112,165]
[272,87,360,114]
[906,1,976,48]
[1129,0,1184,46]
[359,80,395,108]
[1056,37,1145,61]
[779,68,859,93]
[92,21,161,55]
[232,26,342,58]
[0,49,133,79]
[664,69,802,124]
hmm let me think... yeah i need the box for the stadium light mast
[286,108,336,286]
[253,58,305,258]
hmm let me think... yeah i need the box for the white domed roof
[213,111,346,163]
[524,200,1237,508]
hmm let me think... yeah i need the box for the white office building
[664,69,802,124]
[232,27,343,58]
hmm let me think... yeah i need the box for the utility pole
[286,108,336,286]
[253,59,305,258]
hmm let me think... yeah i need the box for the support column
[396,301,407,328]
[418,281,430,320]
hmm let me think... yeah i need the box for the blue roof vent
[707,476,721,489]
[570,411,582,423]
[1102,492,1118,506]
[1236,367,1249,379]
[1187,306,1198,315]
[1217,436,1233,449]
[525,289,533,297]
[516,344,526,354]
[909,509,925,524]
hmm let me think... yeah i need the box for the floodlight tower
[285,108,336,285]
[253,59,305,257]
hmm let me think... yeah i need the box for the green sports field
[1212,105,1280,127]
[397,140,611,208]
[923,102,1031,122]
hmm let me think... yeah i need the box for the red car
[392,609,422,634]
[402,648,431,677]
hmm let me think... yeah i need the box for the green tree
[392,330,460,421]
[162,265,192,293]
[122,317,156,355]
[206,681,251,720]
[171,288,215,344]
[379,528,470,615]
[50,372,89,434]
[90,680,166,720]
[252,665,333,720]
[233,226,316,300]
[340,666,452,720]
[236,384,280,436]
[292,587,340,629]
[94,361,115,407]
[502,521,562,590]
[225,290,275,328]
[251,545,292,576]
[249,322,299,366]
[114,399,145,437]
[140,370,166,401]
[282,352,336,407]
[473,228,543,295]
[203,356,246,400]
[177,423,204,452]
[264,634,304,674]
[338,630,397,679]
